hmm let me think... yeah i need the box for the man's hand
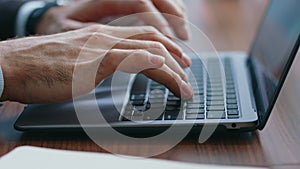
[0,25,193,104]
[36,0,189,40]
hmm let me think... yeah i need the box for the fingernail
[181,81,194,98]
[150,55,165,65]
[183,54,192,67]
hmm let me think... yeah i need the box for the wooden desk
[1,1,300,169]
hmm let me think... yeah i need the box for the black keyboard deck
[120,58,240,121]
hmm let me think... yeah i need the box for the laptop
[15,0,300,133]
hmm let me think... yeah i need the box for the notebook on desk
[0,146,267,169]
[14,0,300,133]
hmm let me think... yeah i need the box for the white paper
[0,146,267,169]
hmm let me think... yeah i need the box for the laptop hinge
[247,57,265,126]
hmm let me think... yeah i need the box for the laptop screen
[249,0,300,125]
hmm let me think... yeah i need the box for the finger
[142,65,193,99]
[174,0,186,11]
[129,32,191,67]
[112,34,191,67]
[98,49,165,78]
[82,26,189,82]
[134,0,174,37]
[151,0,189,40]
[111,38,188,81]
[101,25,191,67]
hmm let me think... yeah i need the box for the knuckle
[176,11,185,19]
[170,71,181,82]
[131,50,153,66]
[86,24,103,32]
[134,49,150,57]
[102,51,117,71]
[181,5,186,13]
[93,32,105,39]
[148,42,165,51]
[137,0,150,6]
[83,32,95,41]
[175,73,182,81]
[81,32,103,42]
[180,72,188,81]
[87,32,110,43]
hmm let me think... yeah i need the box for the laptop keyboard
[120,58,240,121]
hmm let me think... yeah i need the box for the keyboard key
[150,86,165,90]
[226,94,236,99]
[122,116,131,121]
[143,109,164,120]
[164,111,182,120]
[125,103,134,110]
[226,82,234,86]
[192,95,204,99]
[130,94,145,101]
[208,82,222,86]
[226,99,237,104]
[131,111,144,121]
[226,89,236,94]
[226,85,235,89]
[227,110,239,115]
[227,104,238,109]
[207,92,223,96]
[150,103,165,109]
[122,108,133,121]
[167,101,181,106]
[132,110,143,116]
[131,100,145,106]
[131,115,143,121]
[188,99,204,105]
[207,96,224,101]
[194,90,204,95]
[207,111,226,119]
[134,105,145,111]
[228,115,240,119]
[165,106,181,111]
[186,109,205,114]
[167,96,181,101]
[207,106,225,111]
[149,94,165,99]
[149,98,165,104]
[187,104,204,109]
[143,114,163,121]
[207,88,223,93]
[186,114,205,119]
[206,101,224,106]
[123,109,133,116]
[150,89,165,94]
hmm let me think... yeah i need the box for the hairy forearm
[0,37,74,103]
[0,40,19,101]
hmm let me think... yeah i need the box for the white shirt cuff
[15,1,46,37]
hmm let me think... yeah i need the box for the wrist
[36,5,66,35]
[27,2,59,35]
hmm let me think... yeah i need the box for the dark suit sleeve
[0,0,29,40]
